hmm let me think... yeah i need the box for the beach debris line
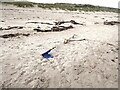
[34,25,74,32]
[104,20,120,25]
[26,20,83,25]
[33,20,84,32]
[0,33,30,38]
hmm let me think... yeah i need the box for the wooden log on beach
[34,25,74,32]
[0,33,30,38]
[104,20,120,25]
[55,20,83,25]
[0,26,24,30]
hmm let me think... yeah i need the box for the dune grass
[37,3,119,13]
[3,1,119,13]
[3,1,34,8]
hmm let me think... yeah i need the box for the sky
[25,0,120,8]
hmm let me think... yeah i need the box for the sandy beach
[0,4,119,88]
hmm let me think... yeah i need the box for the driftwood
[32,20,84,32]
[0,33,30,38]
[70,20,83,25]
[51,25,73,31]
[27,20,82,25]
[34,25,74,32]
[26,22,53,25]
[55,21,67,25]
[34,29,51,32]
[41,22,53,25]
[0,26,24,30]
[104,20,120,25]
[55,20,83,25]
[64,38,87,44]
[26,22,40,24]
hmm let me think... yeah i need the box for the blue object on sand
[42,48,55,58]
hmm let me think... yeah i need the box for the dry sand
[0,4,119,88]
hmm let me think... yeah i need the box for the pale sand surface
[0,4,118,88]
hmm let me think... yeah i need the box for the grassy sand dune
[2,1,119,13]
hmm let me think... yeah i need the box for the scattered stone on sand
[0,33,30,38]
[1,20,5,22]
[94,22,99,24]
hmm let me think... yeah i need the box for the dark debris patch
[0,26,24,31]
[34,25,74,32]
[55,20,83,25]
[31,20,84,32]
[104,20,120,25]
[111,59,115,62]
[0,33,30,38]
